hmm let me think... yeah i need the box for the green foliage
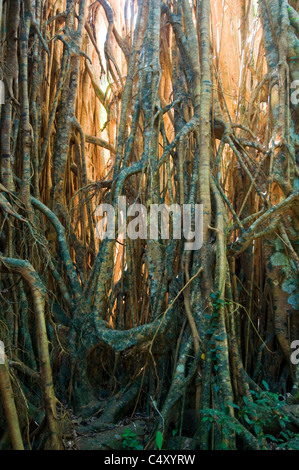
[121,429,143,450]
[238,387,294,447]
[210,291,232,315]
[155,431,163,450]
[201,387,296,449]
[206,292,232,367]
[201,408,244,434]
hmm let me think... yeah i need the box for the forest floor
[59,402,299,451]
[60,406,154,450]
[61,409,195,450]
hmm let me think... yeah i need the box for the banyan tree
[0,0,298,451]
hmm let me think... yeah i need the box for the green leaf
[244,415,254,424]
[156,431,163,450]
[254,424,262,436]
[262,380,270,391]
[228,402,240,410]
[280,419,286,429]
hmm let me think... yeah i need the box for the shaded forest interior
[0,0,299,450]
